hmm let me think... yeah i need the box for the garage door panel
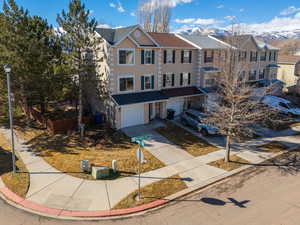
[121,104,145,128]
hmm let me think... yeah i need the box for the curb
[0,146,298,220]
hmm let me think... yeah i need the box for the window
[250,51,258,62]
[119,75,134,92]
[269,52,272,61]
[249,70,257,81]
[164,49,175,64]
[119,49,135,65]
[273,52,277,61]
[239,51,247,61]
[163,73,175,88]
[260,52,266,61]
[142,49,154,64]
[141,75,154,90]
[205,79,215,87]
[181,50,192,63]
[259,69,265,79]
[180,72,191,86]
[204,50,214,63]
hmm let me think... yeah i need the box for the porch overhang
[161,86,205,98]
[112,91,168,106]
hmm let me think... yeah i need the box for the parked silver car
[180,109,218,136]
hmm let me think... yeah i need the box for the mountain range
[177,26,300,40]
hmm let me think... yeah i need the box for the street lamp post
[4,64,16,174]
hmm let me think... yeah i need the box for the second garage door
[121,104,145,128]
[167,100,184,116]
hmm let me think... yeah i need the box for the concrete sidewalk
[0,124,299,212]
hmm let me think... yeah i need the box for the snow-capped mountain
[177,26,300,40]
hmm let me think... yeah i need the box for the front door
[149,103,156,120]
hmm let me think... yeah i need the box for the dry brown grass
[0,134,29,198]
[258,141,289,153]
[113,175,187,209]
[208,155,249,171]
[155,122,219,157]
[16,126,165,180]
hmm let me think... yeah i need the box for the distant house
[277,55,300,95]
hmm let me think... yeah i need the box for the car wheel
[201,129,209,136]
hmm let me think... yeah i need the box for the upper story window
[164,49,176,64]
[239,51,247,61]
[119,75,134,92]
[181,50,192,64]
[204,50,214,63]
[180,72,191,86]
[205,78,215,87]
[250,51,258,62]
[163,73,175,88]
[141,49,155,64]
[119,49,135,65]
[260,52,267,61]
[273,51,277,61]
[141,75,154,90]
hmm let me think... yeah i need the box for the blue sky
[1,0,300,34]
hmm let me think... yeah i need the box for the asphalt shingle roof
[96,25,139,45]
[148,32,195,48]
[112,87,205,106]
[178,35,229,49]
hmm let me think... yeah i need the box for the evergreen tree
[57,0,106,136]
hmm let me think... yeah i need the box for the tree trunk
[225,135,231,163]
[78,76,83,139]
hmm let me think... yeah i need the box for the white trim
[143,49,155,65]
[118,99,168,107]
[136,25,160,47]
[118,74,135,93]
[117,48,135,66]
[127,35,141,48]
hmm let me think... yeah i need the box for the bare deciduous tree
[205,31,278,163]
[137,0,171,33]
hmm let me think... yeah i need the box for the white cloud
[280,6,300,16]
[228,12,300,34]
[217,4,224,9]
[175,17,223,25]
[130,12,136,17]
[109,1,125,13]
[109,3,116,8]
[239,8,244,12]
[97,24,111,28]
[224,16,236,21]
[139,0,193,12]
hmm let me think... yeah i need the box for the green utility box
[92,166,110,179]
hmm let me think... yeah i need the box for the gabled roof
[96,25,139,45]
[148,32,195,48]
[214,35,279,51]
[177,34,230,49]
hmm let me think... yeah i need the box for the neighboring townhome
[214,35,280,88]
[95,25,205,129]
[277,55,300,95]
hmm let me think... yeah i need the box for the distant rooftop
[278,55,300,64]
[178,34,230,49]
[148,32,195,48]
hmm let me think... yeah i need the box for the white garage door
[121,104,145,128]
[167,100,184,116]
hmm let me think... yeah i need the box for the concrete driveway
[122,121,194,165]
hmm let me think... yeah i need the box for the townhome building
[95,25,280,129]
[96,25,205,129]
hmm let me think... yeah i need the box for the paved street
[1,158,300,225]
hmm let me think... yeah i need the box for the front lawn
[258,141,289,153]
[0,134,29,198]
[155,122,219,157]
[208,155,249,171]
[113,175,187,209]
[17,125,165,180]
